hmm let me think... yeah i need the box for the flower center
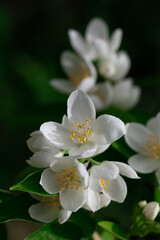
[99,178,110,190]
[40,196,61,212]
[69,65,90,87]
[140,134,160,159]
[56,167,80,191]
[70,119,92,144]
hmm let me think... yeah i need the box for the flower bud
[143,201,160,220]
[138,200,147,208]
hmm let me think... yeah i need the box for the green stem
[86,158,100,165]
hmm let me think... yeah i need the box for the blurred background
[0,0,160,232]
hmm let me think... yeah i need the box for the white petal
[94,144,110,156]
[90,162,119,192]
[69,142,97,158]
[93,39,110,58]
[68,29,87,55]
[128,154,159,173]
[110,28,123,51]
[113,161,140,179]
[77,161,89,188]
[78,77,96,92]
[40,169,59,194]
[99,194,111,208]
[27,151,57,168]
[40,122,76,148]
[29,202,58,223]
[50,157,78,172]
[125,123,153,153]
[62,115,71,129]
[27,131,56,153]
[143,202,160,220]
[67,90,96,123]
[147,112,160,137]
[89,82,113,111]
[86,18,109,42]
[50,79,75,93]
[60,187,85,212]
[112,79,141,110]
[92,114,126,145]
[111,51,131,81]
[84,189,101,212]
[58,209,72,224]
[104,175,127,203]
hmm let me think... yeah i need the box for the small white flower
[83,188,111,212]
[40,90,126,158]
[50,51,97,94]
[125,113,160,185]
[142,201,160,221]
[40,157,89,212]
[68,18,123,62]
[112,78,141,110]
[89,161,139,203]
[29,194,71,224]
[27,131,62,168]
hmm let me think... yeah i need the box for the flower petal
[69,142,97,158]
[85,18,109,42]
[84,189,101,212]
[40,169,59,194]
[40,121,76,148]
[147,112,160,137]
[92,114,126,145]
[29,202,58,223]
[50,79,75,93]
[58,209,72,224]
[27,151,58,168]
[110,28,123,51]
[125,123,153,153]
[99,194,111,208]
[67,90,96,123]
[50,157,78,172]
[113,161,140,179]
[60,187,85,212]
[128,154,159,173]
[103,175,127,203]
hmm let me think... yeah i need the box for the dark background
[0,0,160,230]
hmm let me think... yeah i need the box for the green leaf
[154,188,160,204]
[98,221,129,240]
[0,190,35,222]
[25,222,83,240]
[10,171,56,197]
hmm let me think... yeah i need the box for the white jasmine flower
[40,90,126,158]
[40,157,89,212]
[97,50,131,82]
[27,131,63,168]
[125,113,160,185]
[142,201,160,221]
[68,18,123,61]
[112,79,141,110]
[29,194,71,224]
[83,188,111,212]
[50,51,97,94]
[89,161,139,203]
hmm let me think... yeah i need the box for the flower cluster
[27,90,139,224]
[50,18,141,110]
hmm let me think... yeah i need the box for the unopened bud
[138,200,147,208]
[143,201,160,220]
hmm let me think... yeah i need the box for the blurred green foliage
[0,0,160,235]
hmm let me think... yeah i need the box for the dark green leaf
[10,171,56,197]
[0,190,35,222]
[98,221,129,240]
[154,188,160,204]
[25,222,83,240]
